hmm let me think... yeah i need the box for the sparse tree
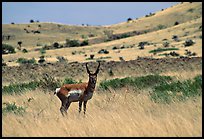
[17,41,22,50]
[30,19,34,23]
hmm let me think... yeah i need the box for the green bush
[149,47,179,54]
[157,24,166,30]
[99,75,173,90]
[2,81,39,95]
[63,78,78,84]
[22,48,28,53]
[39,48,46,54]
[66,39,80,47]
[17,58,36,64]
[80,40,89,46]
[151,75,202,103]
[39,74,61,91]
[2,44,16,54]
[2,102,26,115]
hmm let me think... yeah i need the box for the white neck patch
[55,88,60,93]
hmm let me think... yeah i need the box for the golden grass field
[2,69,202,137]
[2,2,202,137]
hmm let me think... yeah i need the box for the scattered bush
[2,102,26,115]
[98,49,109,54]
[39,73,61,91]
[90,54,95,59]
[53,42,60,48]
[151,75,202,103]
[22,48,28,53]
[2,44,16,54]
[2,59,7,66]
[80,40,89,46]
[172,35,179,41]
[163,42,170,47]
[169,51,180,57]
[66,39,80,47]
[108,68,114,76]
[11,22,15,24]
[174,21,179,26]
[17,58,36,64]
[30,19,34,23]
[157,24,166,30]
[39,48,46,55]
[99,75,172,90]
[149,47,179,54]
[127,18,133,22]
[2,81,39,95]
[56,56,67,62]
[187,8,194,12]
[38,56,45,64]
[184,39,195,47]
[63,78,78,84]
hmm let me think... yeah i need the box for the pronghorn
[54,62,100,116]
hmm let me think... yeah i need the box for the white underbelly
[67,90,82,102]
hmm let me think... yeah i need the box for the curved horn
[94,61,100,74]
[86,63,91,74]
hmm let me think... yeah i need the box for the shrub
[17,58,36,64]
[163,42,169,47]
[2,59,7,66]
[30,19,34,23]
[63,78,77,84]
[38,56,45,64]
[151,75,202,103]
[53,42,60,48]
[108,68,114,76]
[66,39,80,47]
[157,24,166,30]
[39,48,46,54]
[39,73,61,91]
[17,41,22,47]
[2,81,39,95]
[80,40,89,46]
[174,21,179,26]
[184,39,195,47]
[149,47,179,54]
[22,49,28,53]
[98,49,109,54]
[99,75,172,90]
[56,56,67,62]
[90,54,95,59]
[2,44,16,54]
[127,18,133,22]
[2,102,26,115]
[120,33,130,39]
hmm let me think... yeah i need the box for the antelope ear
[86,63,91,74]
[94,62,100,74]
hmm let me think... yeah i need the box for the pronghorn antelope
[54,62,100,116]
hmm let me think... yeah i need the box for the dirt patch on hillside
[2,57,202,86]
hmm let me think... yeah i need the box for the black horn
[94,62,100,75]
[86,63,91,74]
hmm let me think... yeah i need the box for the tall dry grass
[2,87,202,137]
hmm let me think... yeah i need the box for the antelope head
[86,62,100,84]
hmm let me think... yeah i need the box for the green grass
[151,75,202,103]
[2,102,26,115]
[63,78,78,84]
[2,81,39,95]
[149,47,179,53]
[16,58,36,64]
[99,74,173,90]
